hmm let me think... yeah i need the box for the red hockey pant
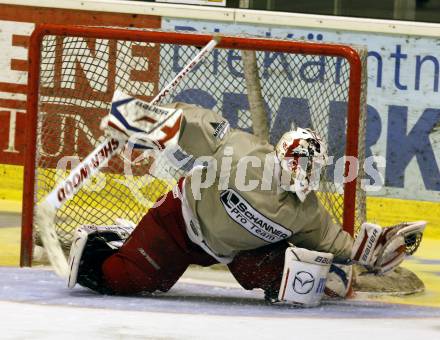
[102,186,287,295]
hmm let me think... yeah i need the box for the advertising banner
[0,4,160,165]
[162,18,440,201]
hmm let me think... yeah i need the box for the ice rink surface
[1,267,439,340]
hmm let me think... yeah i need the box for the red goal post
[22,24,367,267]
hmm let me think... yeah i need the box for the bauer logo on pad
[220,189,292,243]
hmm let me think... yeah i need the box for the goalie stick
[34,35,222,278]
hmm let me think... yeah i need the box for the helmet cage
[276,128,327,201]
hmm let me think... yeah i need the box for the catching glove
[351,221,426,274]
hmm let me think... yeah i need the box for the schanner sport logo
[220,189,292,243]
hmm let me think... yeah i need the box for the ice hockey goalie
[67,92,426,307]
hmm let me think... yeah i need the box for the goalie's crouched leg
[72,189,217,295]
[228,241,288,298]
[229,243,350,306]
[101,206,190,295]
[67,189,217,295]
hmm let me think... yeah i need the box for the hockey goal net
[22,24,367,266]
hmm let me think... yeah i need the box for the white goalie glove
[352,221,426,274]
[101,90,182,151]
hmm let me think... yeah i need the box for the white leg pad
[325,264,353,298]
[67,224,134,289]
[278,247,333,307]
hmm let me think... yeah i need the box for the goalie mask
[275,128,328,202]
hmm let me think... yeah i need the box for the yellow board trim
[0,227,20,267]
[367,196,440,239]
[0,164,23,202]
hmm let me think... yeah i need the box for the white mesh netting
[29,28,367,249]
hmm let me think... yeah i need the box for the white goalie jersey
[163,102,354,263]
